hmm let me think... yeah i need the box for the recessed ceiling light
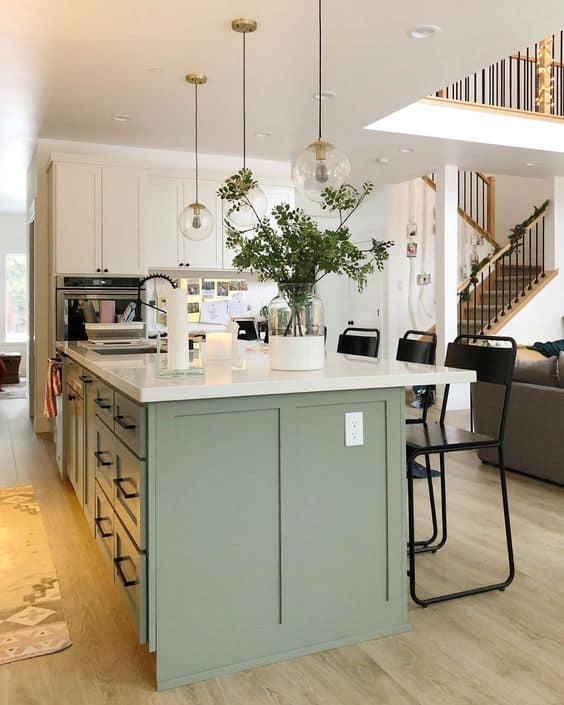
[313,90,337,101]
[399,147,415,153]
[375,156,391,164]
[111,114,131,122]
[148,67,162,73]
[407,25,441,40]
[254,131,272,138]
[525,161,538,167]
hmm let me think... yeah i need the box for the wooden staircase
[457,210,557,336]
[422,172,557,337]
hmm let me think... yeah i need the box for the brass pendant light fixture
[293,0,350,202]
[228,17,267,229]
[179,73,214,241]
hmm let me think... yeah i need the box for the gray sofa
[473,352,564,485]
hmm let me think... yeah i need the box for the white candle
[167,288,189,370]
[205,332,232,360]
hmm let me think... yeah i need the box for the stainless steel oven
[56,276,144,341]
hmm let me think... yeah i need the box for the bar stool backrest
[397,330,437,423]
[442,334,517,442]
[337,327,380,358]
[396,330,437,365]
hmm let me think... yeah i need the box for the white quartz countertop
[56,341,476,403]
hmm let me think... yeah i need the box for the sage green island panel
[151,388,407,690]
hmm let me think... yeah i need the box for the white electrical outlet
[345,411,364,447]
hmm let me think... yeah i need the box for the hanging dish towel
[44,359,62,418]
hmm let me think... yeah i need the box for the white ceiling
[2,0,564,212]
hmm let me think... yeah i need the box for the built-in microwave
[55,276,144,341]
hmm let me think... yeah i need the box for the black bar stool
[405,334,517,607]
[337,327,380,358]
[396,330,438,551]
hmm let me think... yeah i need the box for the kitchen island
[56,341,474,690]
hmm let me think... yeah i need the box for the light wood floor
[2,398,564,705]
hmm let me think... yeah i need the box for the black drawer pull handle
[95,398,112,410]
[114,477,139,499]
[95,516,113,538]
[79,375,93,383]
[94,450,112,467]
[114,556,139,587]
[114,415,136,430]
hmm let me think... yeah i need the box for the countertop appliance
[56,275,144,341]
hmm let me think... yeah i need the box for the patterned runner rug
[0,485,71,664]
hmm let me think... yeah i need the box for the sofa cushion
[559,353,564,389]
[513,355,560,387]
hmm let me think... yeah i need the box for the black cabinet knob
[185,262,190,267]
[103,268,109,273]
[96,268,101,273]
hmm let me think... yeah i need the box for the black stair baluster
[494,260,499,323]
[481,271,484,331]
[535,223,539,284]
[542,216,546,277]
[528,227,532,290]
[501,255,505,316]
[521,232,527,296]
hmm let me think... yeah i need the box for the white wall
[0,212,27,376]
[384,179,436,358]
[308,187,391,353]
[492,174,550,246]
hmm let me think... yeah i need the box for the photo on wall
[187,280,200,296]
[187,302,200,314]
[216,281,230,297]
[202,279,216,298]
[230,280,248,291]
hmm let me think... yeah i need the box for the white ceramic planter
[269,335,325,371]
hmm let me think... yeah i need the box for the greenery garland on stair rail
[459,199,550,303]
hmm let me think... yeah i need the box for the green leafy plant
[218,168,394,292]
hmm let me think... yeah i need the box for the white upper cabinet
[51,162,102,275]
[179,179,221,270]
[101,167,146,275]
[221,184,295,270]
[146,176,222,271]
[146,176,183,269]
[51,160,146,275]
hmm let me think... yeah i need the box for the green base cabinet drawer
[114,512,147,644]
[114,436,146,550]
[92,379,115,429]
[94,481,115,575]
[114,392,146,458]
[94,418,115,498]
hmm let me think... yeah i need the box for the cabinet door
[52,163,102,274]
[102,167,146,275]
[180,179,221,269]
[146,176,184,269]
[222,184,294,269]
[75,393,85,507]
[83,375,97,534]
[64,386,77,490]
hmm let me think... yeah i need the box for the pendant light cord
[194,82,199,203]
[318,0,322,141]
[243,30,247,169]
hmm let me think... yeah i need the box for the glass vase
[268,283,325,370]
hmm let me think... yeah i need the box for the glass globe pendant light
[293,0,350,202]
[179,73,214,242]
[229,17,267,229]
